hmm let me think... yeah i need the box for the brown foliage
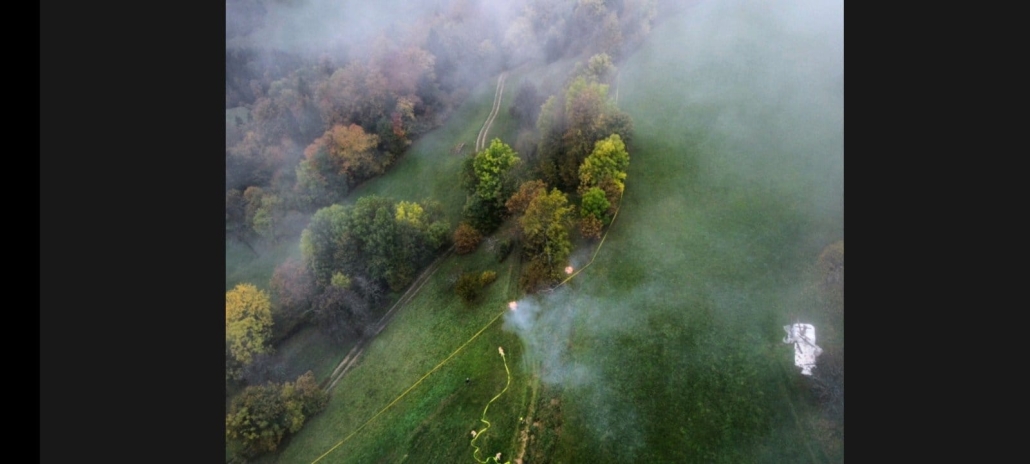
[579,215,603,240]
[453,222,483,255]
[519,259,560,292]
[506,180,547,217]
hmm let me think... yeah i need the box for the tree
[294,146,348,209]
[311,124,384,185]
[226,284,274,366]
[579,186,611,240]
[579,133,630,194]
[506,180,548,217]
[580,186,611,222]
[518,188,574,290]
[300,204,353,286]
[301,195,449,292]
[472,138,521,208]
[585,53,616,84]
[453,222,483,255]
[269,258,315,330]
[225,382,286,457]
[226,371,328,459]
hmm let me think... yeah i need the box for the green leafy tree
[226,284,274,366]
[301,195,449,292]
[300,204,353,286]
[519,188,574,290]
[579,186,611,240]
[579,133,630,194]
[580,186,611,221]
[472,138,521,208]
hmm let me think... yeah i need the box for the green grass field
[529,3,844,461]
[267,248,531,463]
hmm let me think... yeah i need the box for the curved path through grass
[476,72,508,152]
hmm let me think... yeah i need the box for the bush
[480,270,497,286]
[455,272,481,304]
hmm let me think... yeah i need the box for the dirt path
[476,72,508,152]
[323,247,454,393]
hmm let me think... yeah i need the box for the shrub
[455,272,482,304]
[480,270,497,286]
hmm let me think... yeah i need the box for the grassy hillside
[530,1,844,461]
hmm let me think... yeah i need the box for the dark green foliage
[226,371,328,460]
[462,195,503,234]
[301,195,449,292]
[300,204,353,287]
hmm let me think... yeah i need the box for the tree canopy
[472,138,521,208]
[301,195,449,292]
[226,283,274,366]
[518,188,574,290]
[579,133,630,193]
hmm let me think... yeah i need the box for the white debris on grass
[783,323,823,376]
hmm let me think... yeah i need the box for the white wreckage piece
[783,323,823,376]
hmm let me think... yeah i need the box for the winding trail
[476,72,508,152]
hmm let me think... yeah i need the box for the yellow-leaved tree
[226,283,273,366]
